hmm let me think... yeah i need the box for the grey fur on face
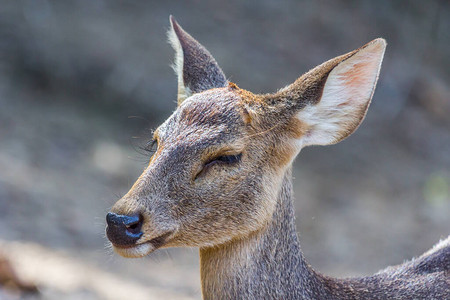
[107,17,450,299]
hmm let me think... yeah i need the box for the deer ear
[275,38,386,147]
[168,16,228,105]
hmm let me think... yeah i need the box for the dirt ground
[0,1,449,299]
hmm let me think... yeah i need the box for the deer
[106,16,450,299]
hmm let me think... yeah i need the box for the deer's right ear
[168,16,228,105]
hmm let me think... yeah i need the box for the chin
[111,242,155,258]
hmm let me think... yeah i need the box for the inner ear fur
[168,16,228,105]
[261,38,386,146]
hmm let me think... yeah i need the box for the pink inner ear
[337,41,385,105]
[342,61,373,90]
[339,59,380,106]
[296,39,385,147]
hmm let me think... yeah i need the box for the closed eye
[207,154,242,165]
[141,139,158,163]
[195,153,242,180]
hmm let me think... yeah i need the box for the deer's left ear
[168,16,228,105]
[270,38,386,147]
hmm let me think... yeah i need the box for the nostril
[125,214,143,235]
[128,223,138,230]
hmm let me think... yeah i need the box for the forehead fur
[157,83,305,158]
[178,88,242,127]
[157,86,250,145]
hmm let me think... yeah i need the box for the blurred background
[0,0,449,299]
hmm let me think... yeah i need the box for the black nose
[106,212,143,247]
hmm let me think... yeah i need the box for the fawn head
[106,16,386,258]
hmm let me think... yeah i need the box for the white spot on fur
[112,242,154,258]
[422,235,450,257]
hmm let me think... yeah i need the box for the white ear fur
[167,17,191,103]
[299,38,386,146]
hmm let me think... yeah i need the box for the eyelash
[142,139,158,159]
[195,153,242,180]
[206,154,242,165]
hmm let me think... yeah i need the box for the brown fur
[107,17,449,299]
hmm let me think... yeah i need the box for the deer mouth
[111,231,174,258]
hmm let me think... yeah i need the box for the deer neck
[199,167,326,299]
